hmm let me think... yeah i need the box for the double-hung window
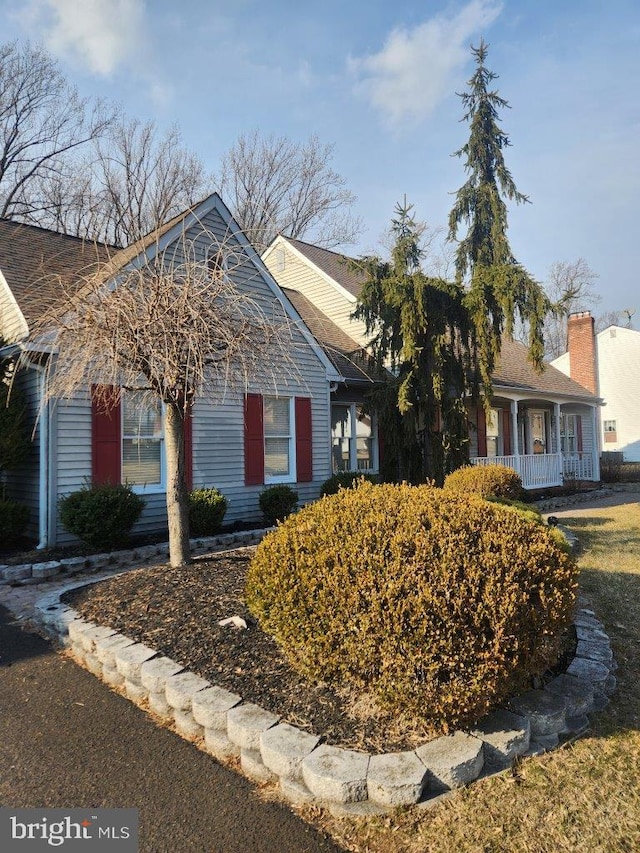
[560,414,577,453]
[331,403,376,473]
[122,391,164,489]
[263,396,294,482]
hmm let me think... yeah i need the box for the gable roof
[495,337,598,401]
[281,287,382,384]
[273,236,367,300]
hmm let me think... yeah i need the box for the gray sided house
[0,195,342,547]
[263,235,602,489]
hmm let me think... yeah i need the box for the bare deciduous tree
[26,226,302,566]
[217,130,362,252]
[36,118,213,246]
[543,258,600,358]
[0,41,111,222]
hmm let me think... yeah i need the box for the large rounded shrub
[59,483,145,550]
[246,481,577,732]
[443,464,523,500]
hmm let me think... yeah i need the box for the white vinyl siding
[0,271,28,343]
[594,327,640,461]
[263,242,371,348]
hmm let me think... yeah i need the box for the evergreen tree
[0,350,31,495]
[448,39,549,395]
[354,202,472,484]
[355,43,550,485]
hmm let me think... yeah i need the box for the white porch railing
[471,451,598,489]
[561,452,595,481]
[471,453,563,489]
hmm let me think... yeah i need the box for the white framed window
[264,395,295,483]
[603,419,617,443]
[122,390,164,491]
[560,414,577,453]
[486,408,503,458]
[331,403,376,473]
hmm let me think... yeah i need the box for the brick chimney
[567,311,597,394]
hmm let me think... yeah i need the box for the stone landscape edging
[0,529,268,586]
[31,557,617,815]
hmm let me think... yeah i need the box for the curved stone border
[32,581,617,814]
[0,529,268,586]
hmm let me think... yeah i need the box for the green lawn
[306,501,640,853]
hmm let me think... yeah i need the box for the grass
[301,501,640,853]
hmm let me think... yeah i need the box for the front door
[529,410,547,454]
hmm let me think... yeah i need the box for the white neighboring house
[0,195,343,548]
[264,235,602,490]
[552,312,640,462]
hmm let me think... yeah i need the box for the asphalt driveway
[0,604,343,853]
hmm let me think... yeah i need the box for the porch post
[510,399,521,478]
[554,402,563,483]
[592,405,601,481]
[554,402,562,456]
[510,400,519,456]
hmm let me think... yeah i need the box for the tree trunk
[164,402,191,567]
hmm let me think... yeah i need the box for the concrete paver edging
[5,525,617,813]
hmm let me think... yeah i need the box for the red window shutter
[502,409,512,456]
[295,397,313,482]
[576,416,583,452]
[184,407,193,491]
[377,422,385,472]
[244,394,264,485]
[476,406,487,457]
[91,385,121,485]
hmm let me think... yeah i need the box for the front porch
[472,450,597,490]
[470,395,600,490]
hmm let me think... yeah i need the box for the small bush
[247,480,577,733]
[320,471,378,496]
[0,498,29,543]
[189,487,228,536]
[259,484,298,526]
[443,464,523,500]
[59,483,145,550]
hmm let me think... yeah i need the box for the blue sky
[2,0,639,318]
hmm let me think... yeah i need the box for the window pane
[123,439,161,484]
[356,436,372,470]
[265,437,290,476]
[123,392,162,439]
[264,397,290,436]
[332,437,351,472]
[331,405,351,439]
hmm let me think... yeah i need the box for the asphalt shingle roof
[281,286,382,384]
[494,337,598,400]
[0,219,113,329]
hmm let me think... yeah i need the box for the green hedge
[189,488,228,536]
[59,483,145,550]
[0,499,29,544]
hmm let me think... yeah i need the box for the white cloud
[350,0,503,126]
[21,0,145,76]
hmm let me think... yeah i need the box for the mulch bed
[62,546,575,753]
[62,547,432,752]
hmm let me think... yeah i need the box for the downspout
[30,362,49,550]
